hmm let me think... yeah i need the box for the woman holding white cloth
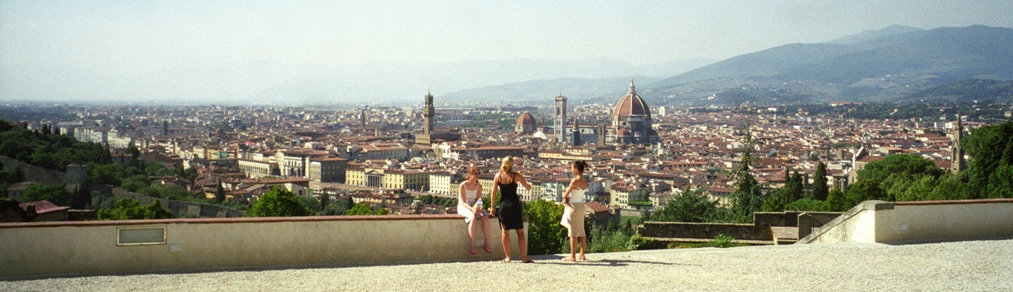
[561,160,588,262]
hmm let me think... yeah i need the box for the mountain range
[445,25,1012,106]
[643,25,1013,105]
[7,25,1008,106]
[246,57,711,105]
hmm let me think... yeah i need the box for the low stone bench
[770,226,798,245]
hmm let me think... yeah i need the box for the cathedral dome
[515,112,537,134]
[517,112,536,127]
[612,81,651,119]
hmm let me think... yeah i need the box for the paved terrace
[4,239,1010,291]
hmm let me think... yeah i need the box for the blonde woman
[561,160,588,261]
[490,156,533,263]
[457,167,492,255]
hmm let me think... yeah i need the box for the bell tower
[554,94,567,143]
[423,91,434,135]
[950,114,966,173]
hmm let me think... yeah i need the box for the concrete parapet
[0,215,522,279]
[638,211,842,244]
[800,199,1013,244]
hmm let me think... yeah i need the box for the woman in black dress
[490,156,532,263]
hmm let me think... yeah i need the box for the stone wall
[803,199,1013,244]
[0,156,68,186]
[0,215,521,279]
[638,211,842,243]
[638,222,758,240]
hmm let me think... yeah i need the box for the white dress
[561,188,587,237]
[457,188,486,223]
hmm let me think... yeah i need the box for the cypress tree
[813,162,829,200]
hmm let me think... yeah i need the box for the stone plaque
[117,227,166,246]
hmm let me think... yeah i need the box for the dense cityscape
[4,81,1011,222]
[2,2,1012,289]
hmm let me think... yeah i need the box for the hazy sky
[2,0,1012,103]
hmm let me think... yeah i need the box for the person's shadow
[530,255,697,267]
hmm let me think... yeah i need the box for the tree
[961,121,1013,197]
[880,173,915,201]
[897,175,937,202]
[319,192,330,209]
[985,164,1013,198]
[120,175,150,193]
[322,195,353,215]
[296,195,323,214]
[760,187,789,212]
[90,163,128,186]
[345,203,388,215]
[70,185,92,209]
[214,179,226,203]
[813,162,829,200]
[858,154,944,183]
[523,199,566,255]
[928,173,970,200]
[783,198,830,212]
[826,188,848,211]
[98,198,173,220]
[784,171,804,202]
[844,179,886,207]
[852,154,945,202]
[730,171,763,222]
[20,184,72,206]
[650,189,720,222]
[126,144,141,165]
[730,129,762,222]
[9,166,25,183]
[246,187,310,217]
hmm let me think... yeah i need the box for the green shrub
[714,234,734,248]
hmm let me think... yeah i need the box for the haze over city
[2,0,1012,104]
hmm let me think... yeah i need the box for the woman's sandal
[482,246,493,254]
[468,249,478,255]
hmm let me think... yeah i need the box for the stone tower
[360,109,366,127]
[950,114,966,173]
[423,91,435,135]
[597,124,607,145]
[571,117,581,146]
[554,94,567,144]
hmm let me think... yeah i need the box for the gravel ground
[3,239,1011,291]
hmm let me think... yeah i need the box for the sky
[2,0,1012,103]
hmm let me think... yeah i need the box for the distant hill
[440,76,661,105]
[902,79,1013,103]
[826,25,925,45]
[433,58,712,105]
[248,57,712,105]
[647,25,1013,105]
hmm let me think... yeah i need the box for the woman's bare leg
[467,219,477,253]
[578,236,587,261]
[501,228,512,261]
[516,229,529,262]
[566,235,577,261]
[481,216,492,253]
